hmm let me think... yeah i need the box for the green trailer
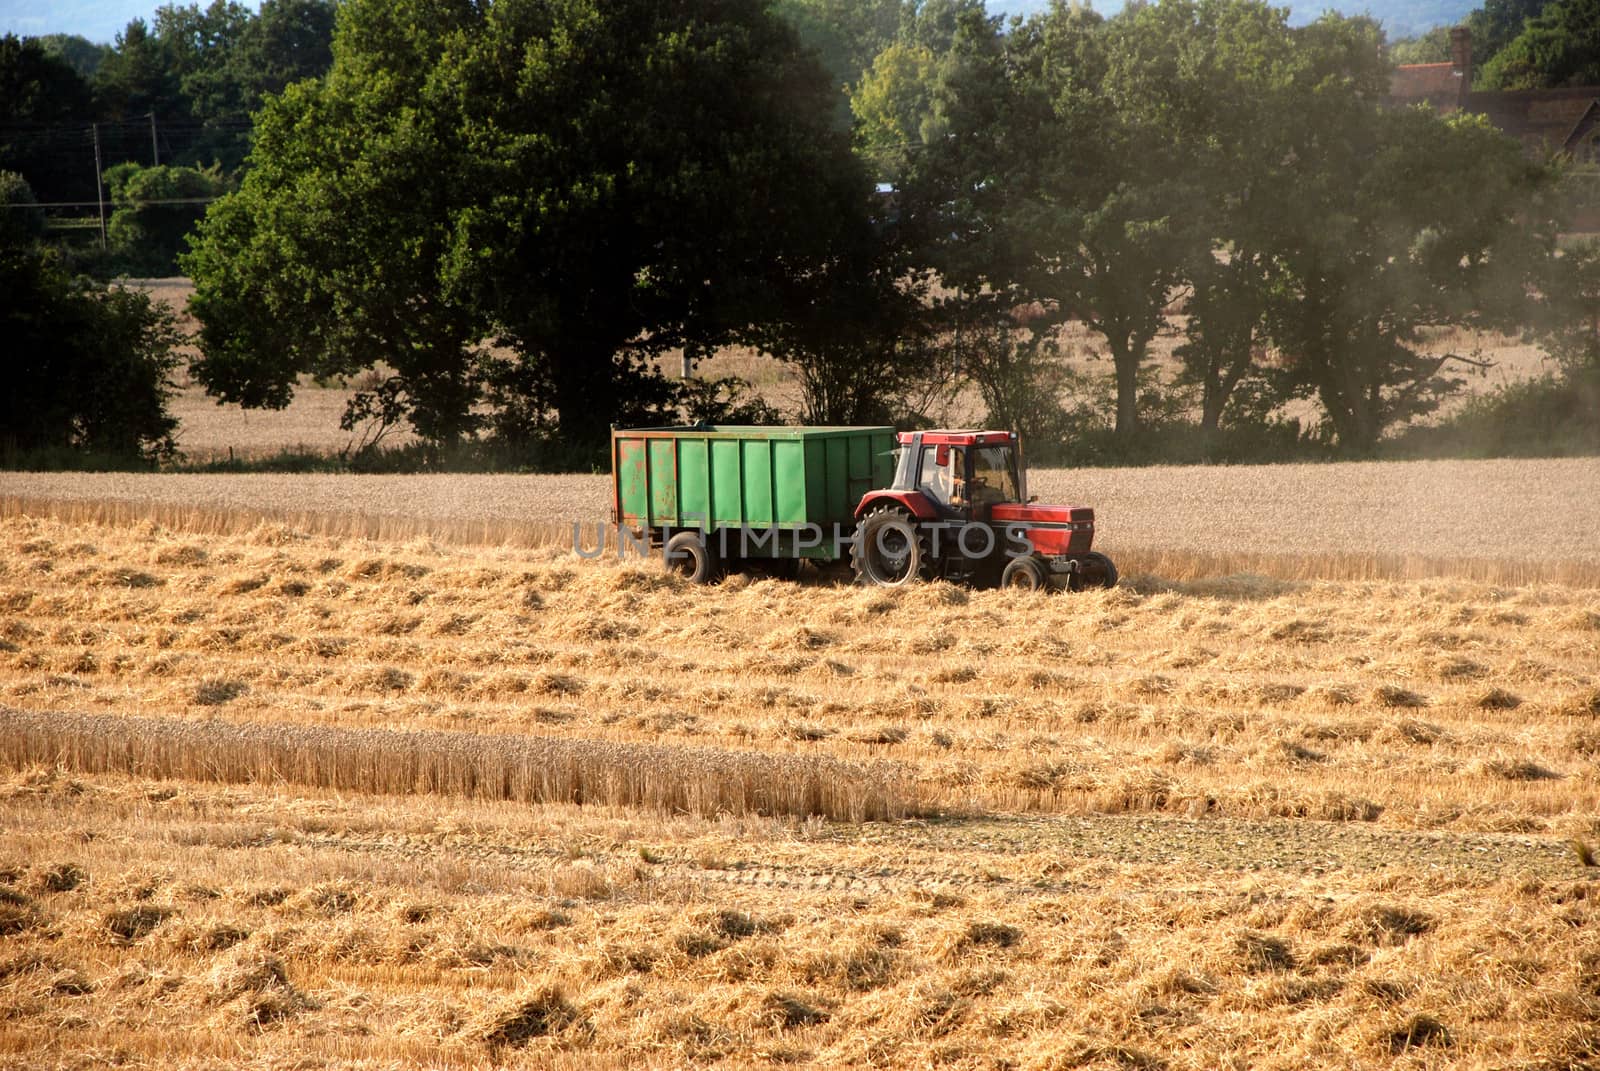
[611,425,896,580]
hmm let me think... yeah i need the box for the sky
[0,0,258,45]
[1,0,1472,48]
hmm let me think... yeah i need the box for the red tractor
[851,430,1117,591]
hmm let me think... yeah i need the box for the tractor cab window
[970,445,1020,506]
[917,444,965,507]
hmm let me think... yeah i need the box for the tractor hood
[991,504,1094,526]
[991,503,1095,557]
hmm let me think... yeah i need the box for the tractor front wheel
[1000,555,1048,591]
[1068,551,1118,591]
[851,507,933,586]
[664,531,723,585]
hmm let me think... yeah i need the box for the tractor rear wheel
[1000,555,1048,591]
[1068,551,1118,591]
[851,506,933,586]
[664,531,723,584]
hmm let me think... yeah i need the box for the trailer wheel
[664,531,722,584]
[851,506,933,586]
[1068,551,1118,591]
[1000,555,1048,591]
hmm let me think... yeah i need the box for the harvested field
[167,385,412,461]
[2,766,1597,1071]
[5,455,1600,584]
[1,511,1596,829]
[0,499,1597,1069]
[132,278,421,462]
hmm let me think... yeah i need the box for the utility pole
[149,112,159,166]
[92,122,107,250]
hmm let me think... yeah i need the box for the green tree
[1478,0,1600,89]
[902,0,1200,443]
[94,18,183,120]
[773,0,906,94]
[756,249,942,425]
[851,40,943,182]
[848,0,997,185]
[1540,238,1600,377]
[1268,107,1555,452]
[1103,0,1311,446]
[0,240,182,464]
[1137,7,1389,451]
[152,1,254,167]
[163,0,338,170]
[0,34,95,120]
[184,0,486,450]
[82,2,338,177]
[443,0,874,452]
[232,0,337,102]
[948,301,1084,445]
[186,0,874,459]
[0,171,46,247]
[1466,0,1549,81]
[134,1,338,172]
[0,35,97,206]
[106,162,231,275]
[35,34,112,80]
[1389,25,1453,65]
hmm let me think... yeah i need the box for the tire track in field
[289,808,1583,903]
[290,829,965,897]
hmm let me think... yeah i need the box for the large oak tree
[185,0,874,456]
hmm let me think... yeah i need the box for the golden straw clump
[0,708,909,822]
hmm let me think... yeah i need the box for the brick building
[1389,27,1600,164]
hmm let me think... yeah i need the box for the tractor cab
[892,430,1025,518]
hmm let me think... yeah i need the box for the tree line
[0,1,336,274]
[3,1,336,183]
[1391,0,1600,88]
[860,0,1572,455]
[2,0,1597,468]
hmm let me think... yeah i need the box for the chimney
[1450,26,1472,103]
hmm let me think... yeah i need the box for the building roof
[1389,63,1465,113]
[1386,28,1600,161]
[1466,87,1600,154]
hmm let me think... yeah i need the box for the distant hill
[4,0,1473,48]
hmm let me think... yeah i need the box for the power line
[2,198,224,209]
[0,118,253,130]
